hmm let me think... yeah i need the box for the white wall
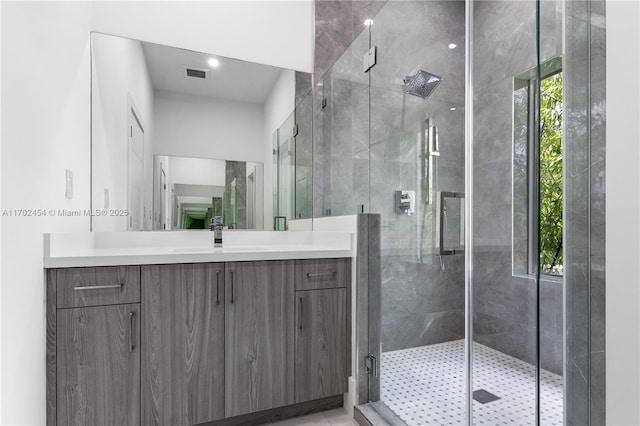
[606,1,640,424]
[264,69,296,229]
[0,2,4,421]
[0,2,313,424]
[154,90,265,163]
[0,3,92,425]
[91,33,154,232]
[91,1,314,73]
[167,157,226,186]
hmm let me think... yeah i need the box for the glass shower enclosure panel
[273,111,296,230]
[367,1,467,424]
[470,0,541,423]
[345,0,597,423]
[294,92,313,220]
[320,28,370,217]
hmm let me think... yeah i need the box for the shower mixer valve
[395,190,416,216]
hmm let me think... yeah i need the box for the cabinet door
[142,264,225,425]
[57,304,140,426]
[295,288,347,402]
[225,261,295,417]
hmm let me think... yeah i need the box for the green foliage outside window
[539,72,563,275]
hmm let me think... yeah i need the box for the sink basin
[173,246,267,253]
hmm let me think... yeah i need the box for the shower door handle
[435,191,465,255]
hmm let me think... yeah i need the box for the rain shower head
[403,70,443,99]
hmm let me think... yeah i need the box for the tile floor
[380,339,564,425]
[266,408,358,426]
[266,340,563,426]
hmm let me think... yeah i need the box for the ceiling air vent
[186,67,208,79]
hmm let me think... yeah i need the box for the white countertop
[43,230,353,268]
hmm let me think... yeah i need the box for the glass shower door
[469,0,546,423]
[316,0,599,422]
[367,1,467,424]
[467,0,598,423]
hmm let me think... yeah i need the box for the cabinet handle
[216,270,220,305]
[306,272,335,278]
[230,271,235,304]
[299,297,304,331]
[129,312,135,352]
[74,283,123,291]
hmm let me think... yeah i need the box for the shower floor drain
[473,389,501,404]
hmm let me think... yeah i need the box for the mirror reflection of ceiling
[141,42,283,103]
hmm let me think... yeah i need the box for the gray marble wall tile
[351,0,387,42]
[295,71,312,107]
[314,0,388,80]
[225,160,247,229]
[472,161,513,247]
[365,213,382,401]
[563,0,606,422]
[472,81,515,166]
[470,0,570,381]
[564,254,590,426]
[314,0,355,78]
[356,214,383,404]
[589,0,606,420]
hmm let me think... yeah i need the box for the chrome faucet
[210,216,223,248]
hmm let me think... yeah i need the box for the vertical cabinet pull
[216,270,220,304]
[230,271,235,304]
[299,297,304,331]
[129,312,135,352]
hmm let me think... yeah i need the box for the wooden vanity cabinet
[141,263,225,426]
[51,266,141,426]
[224,260,296,417]
[48,258,350,426]
[294,259,350,403]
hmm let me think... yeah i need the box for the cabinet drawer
[295,258,350,291]
[57,266,140,308]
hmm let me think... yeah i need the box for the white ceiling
[142,41,284,104]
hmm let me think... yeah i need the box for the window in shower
[513,58,564,276]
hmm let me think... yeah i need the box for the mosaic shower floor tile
[380,340,563,425]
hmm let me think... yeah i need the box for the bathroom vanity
[44,231,352,426]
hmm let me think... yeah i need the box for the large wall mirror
[91,32,310,231]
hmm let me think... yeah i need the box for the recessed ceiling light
[448,43,457,49]
[208,57,220,68]
[450,107,457,111]
[364,19,374,26]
